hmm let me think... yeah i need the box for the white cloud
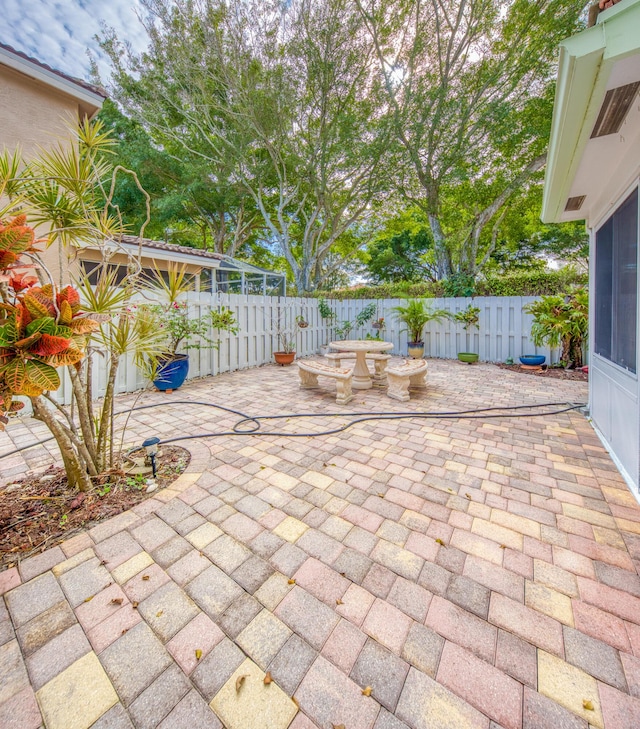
[0,0,149,83]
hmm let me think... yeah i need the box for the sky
[0,0,149,84]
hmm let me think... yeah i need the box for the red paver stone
[0,687,41,729]
[577,577,640,625]
[426,595,497,663]
[552,546,596,579]
[404,532,439,562]
[322,619,367,673]
[503,549,533,580]
[220,512,263,542]
[463,555,524,602]
[599,681,640,728]
[495,629,537,689]
[572,600,631,653]
[568,534,635,571]
[621,652,640,700]
[627,621,640,657]
[123,563,171,603]
[437,641,523,729]
[336,584,376,627]
[342,504,385,533]
[166,612,224,674]
[362,598,412,655]
[295,655,380,729]
[294,557,350,606]
[86,603,143,654]
[488,593,564,657]
[75,582,129,631]
[0,568,20,596]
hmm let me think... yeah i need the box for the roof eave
[0,45,106,116]
[542,0,640,224]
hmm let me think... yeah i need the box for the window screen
[594,188,638,373]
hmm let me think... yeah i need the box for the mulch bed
[495,363,588,381]
[0,445,190,570]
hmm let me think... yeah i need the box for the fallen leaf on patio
[288,578,296,585]
[361,686,372,696]
[500,544,507,549]
[377,493,385,498]
[156,610,164,617]
[121,628,129,635]
[465,493,471,499]
[84,595,94,602]
[336,599,344,605]
[339,572,346,577]
[110,598,123,605]
[132,601,139,609]
[195,649,202,661]
[236,674,248,692]
[260,466,266,470]
[264,672,272,685]
[435,538,446,546]
[447,488,454,493]
[292,697,299,708]
[99,559,108,566]
[583,700,594,711]
[200,551,205,557]
[332,724,345,729]
[142,575,150,581]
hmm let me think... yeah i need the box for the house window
[594,187,638,373]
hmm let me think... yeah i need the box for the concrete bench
[325,351,391,384]
[297,359,354,405]
[386,359,428,402]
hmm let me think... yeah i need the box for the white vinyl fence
[51,294,557,405]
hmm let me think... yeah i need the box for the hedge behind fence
[312,267,587,300]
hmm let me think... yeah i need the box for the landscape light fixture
[142,436,161,478]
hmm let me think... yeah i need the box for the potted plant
[523,287,588,368]
[272,301,299,365]
[454,304,480,363]
[392,298,450,359]
[144,264,239,390]
[296,315,309,328]
[318,298,336,355]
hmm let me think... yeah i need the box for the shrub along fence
[50,293,559,405]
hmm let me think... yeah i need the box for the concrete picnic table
[329,339,393,390]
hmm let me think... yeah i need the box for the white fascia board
[0,46,105,110]
[542,0,640,223]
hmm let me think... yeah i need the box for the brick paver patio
[1,358,640,729]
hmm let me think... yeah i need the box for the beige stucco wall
[0,64,95,285]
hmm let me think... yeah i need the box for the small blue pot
[154,354,189,391]
[519,355,546,366]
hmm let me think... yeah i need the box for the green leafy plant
[392,299,450,344]
[125,474,146,490]
[59,514,69,528]
[318,298,336,321]
[96,484,112,497]
[524,287,588,368]
[454,305,480,331]
[334,302,378,341]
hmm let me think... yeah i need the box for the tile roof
[118,235,225,261]
[0,42,107,99]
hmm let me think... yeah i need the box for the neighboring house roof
[0,43,107,114]
[542,0,640,224]
[119,235,225,263]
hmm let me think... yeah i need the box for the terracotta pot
[274,351,296,366]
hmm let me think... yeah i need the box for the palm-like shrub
[392,298,450,344]
[524,288,588,368]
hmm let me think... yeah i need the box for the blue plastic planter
[519,355,546,366]
[154,354,189,391]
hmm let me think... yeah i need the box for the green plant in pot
[454,304,480,363]
[523,287,588,368]
[392,298,450,359]
[143,263,239,389]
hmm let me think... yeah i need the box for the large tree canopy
[102,0,391,292]
[100,0,589,289]
[355,0,588,278]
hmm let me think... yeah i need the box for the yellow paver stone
[471,518,523,551]
[614,517,640,536]
[538,651,603,728]
[592,526,626,549]
[111,551,154,584]
[186,523,223,550]
[267,472,300,491]
[561,504,616,529]
[273,516,309,542]
[525,581,574,626]
[36,652,118,729]
[52,548,94,577]
[211,658,297,729]
[300,470,334,490]
[491,510,541,539]
[533,559,579,598]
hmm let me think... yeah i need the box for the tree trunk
[428,214,452,279]
[30,396,93,491]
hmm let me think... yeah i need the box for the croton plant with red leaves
[0,216,99,429]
